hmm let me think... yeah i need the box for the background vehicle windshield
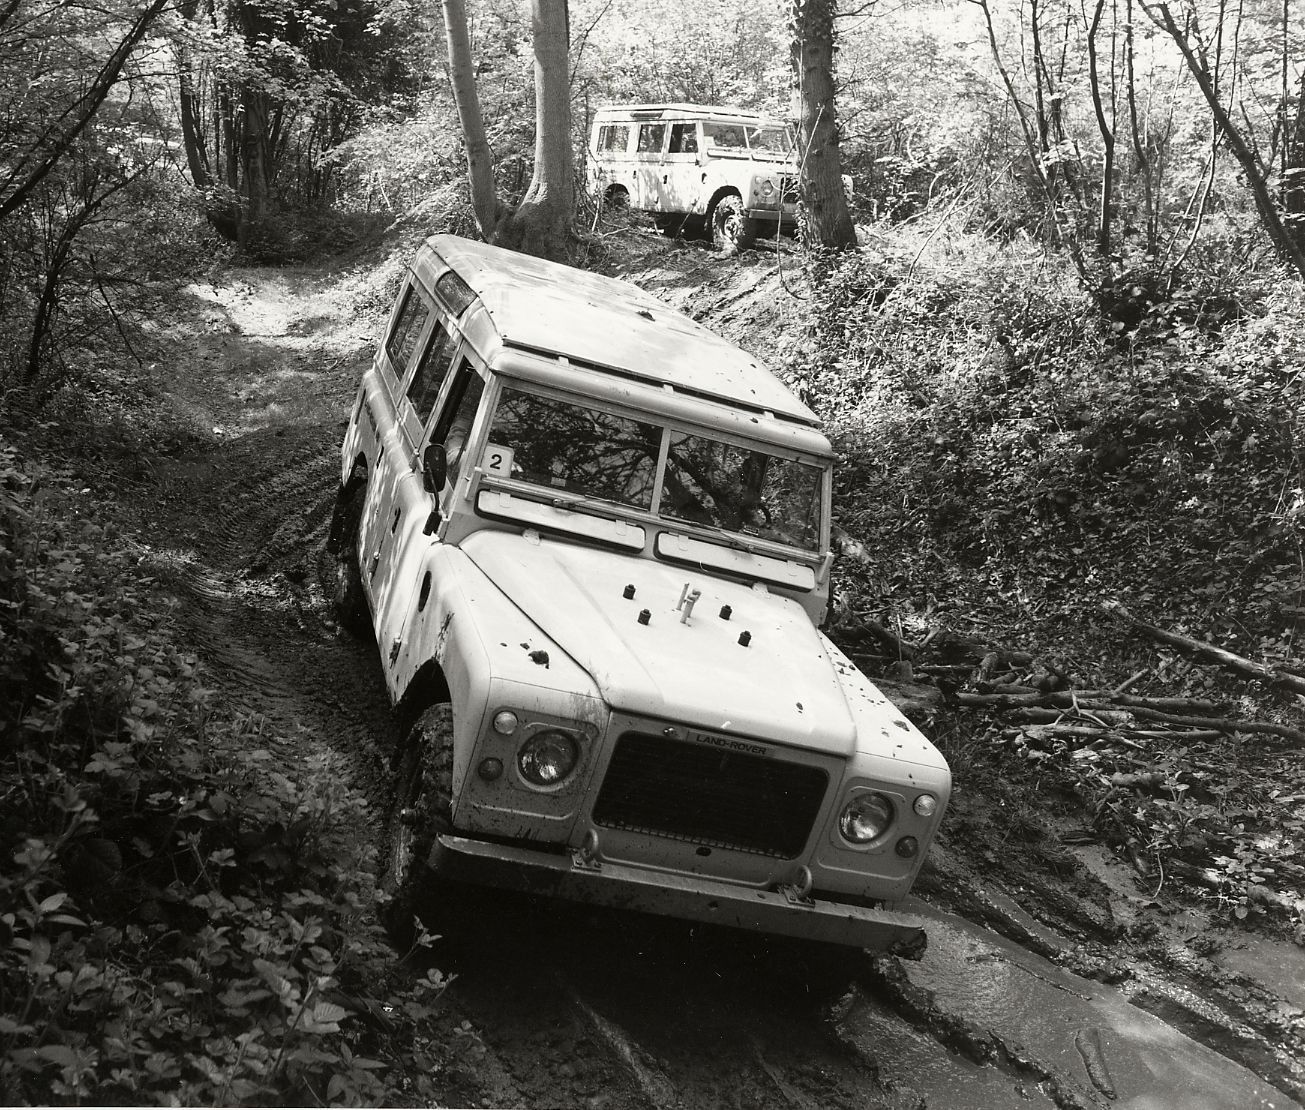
[488,388,824,551]
[661,431,821,549]
[490,389,659,509]
[748,126,793,154]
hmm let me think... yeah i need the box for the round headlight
[913,794,937,817]
[760,179,775,197]
[839,792,895,844]
[518,730,579,786]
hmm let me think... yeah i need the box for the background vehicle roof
[592,103,785,123]
[419,235,819,427]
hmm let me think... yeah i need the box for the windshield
[490,389,660,509]
[486,387,824,551]
[748,126,793,154]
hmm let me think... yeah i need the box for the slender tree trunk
[1085,0,1116,259]
[0,0,168,221]
[493,0,575,258]
[1139,0,1305,278]
[442,0,504,237]
[790,0,856,249]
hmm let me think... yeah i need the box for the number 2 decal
[484,444,514,476]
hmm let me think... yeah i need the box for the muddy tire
[378,703,455,954]
[710,194,756,254]
[325,486,370,638]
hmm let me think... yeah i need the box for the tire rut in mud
[141,422,396,810]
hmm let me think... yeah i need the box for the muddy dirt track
[126,251,1303,1109]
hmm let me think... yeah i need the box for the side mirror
[421,442,448,493]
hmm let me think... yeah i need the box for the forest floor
[63,226,1305,1108]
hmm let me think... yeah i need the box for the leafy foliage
[0,443,449,1105]
[784,230,1305,930]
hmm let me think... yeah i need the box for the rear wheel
[378,704,455,954]
[326,486,370,638]
[710,194,757,254]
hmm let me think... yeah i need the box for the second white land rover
[327,234,950,956]
[588,103,802,252]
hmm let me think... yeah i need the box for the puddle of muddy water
[1215,936,1305,1010]
[899,912,1299,1110]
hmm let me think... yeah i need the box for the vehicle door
[633,121,668,210]
[592,121,634,202]
[661,121,700,214]
[379,354,492,687]
[363,293,460,625]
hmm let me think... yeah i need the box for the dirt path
[124,253,1303,1109]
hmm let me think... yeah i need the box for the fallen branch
[956,690,1224,714]
[1102,600,1305,697]
[1122,705,1305,744]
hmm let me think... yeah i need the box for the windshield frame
[469,378,831,560]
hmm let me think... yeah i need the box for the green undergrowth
[787,237,1304,688]
[782,232,1305,935]
[0,441,447,1106]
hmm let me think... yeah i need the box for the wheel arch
[327,454,369,553]
[704,185,743,223]
[395,658,453,744]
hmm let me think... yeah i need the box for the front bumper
[429,833,927,956]
[743,206,799,227]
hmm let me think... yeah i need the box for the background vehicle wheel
[710,195,756,254]
[603,185,630,212]
[378,704,455,954]
[325,486,370,638]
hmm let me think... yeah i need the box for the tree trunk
[238,88,272,248]
[492,0,575,259]
[0,0,169,222]
[1139,0,1305,279]
[1085,0,1115,259]
[790,0,856,249]
[442,0,504,238]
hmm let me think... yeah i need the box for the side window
[405,320,457,425]
[598,124,631,155]
[385,285,429,378]
[703,122,746,150]
[668,123,698,155]
[636,123,666,155]
[430,363,487,478]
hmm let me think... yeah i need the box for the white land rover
[328,234,950,954]
[588,103,802,252]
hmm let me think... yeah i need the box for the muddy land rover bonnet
[461,530,861,756]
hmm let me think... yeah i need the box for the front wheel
[378,704,455,954]
[710,195,757,254]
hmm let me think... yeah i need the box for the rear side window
[385,285,429,377]
[636,123,666,155]
[597,124,631,154]
[405,321,457,424]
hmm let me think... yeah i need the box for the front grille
[780,174,800,206]
[592,733,828,858]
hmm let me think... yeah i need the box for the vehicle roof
[592,103,787,124]
[416,235,819,428]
